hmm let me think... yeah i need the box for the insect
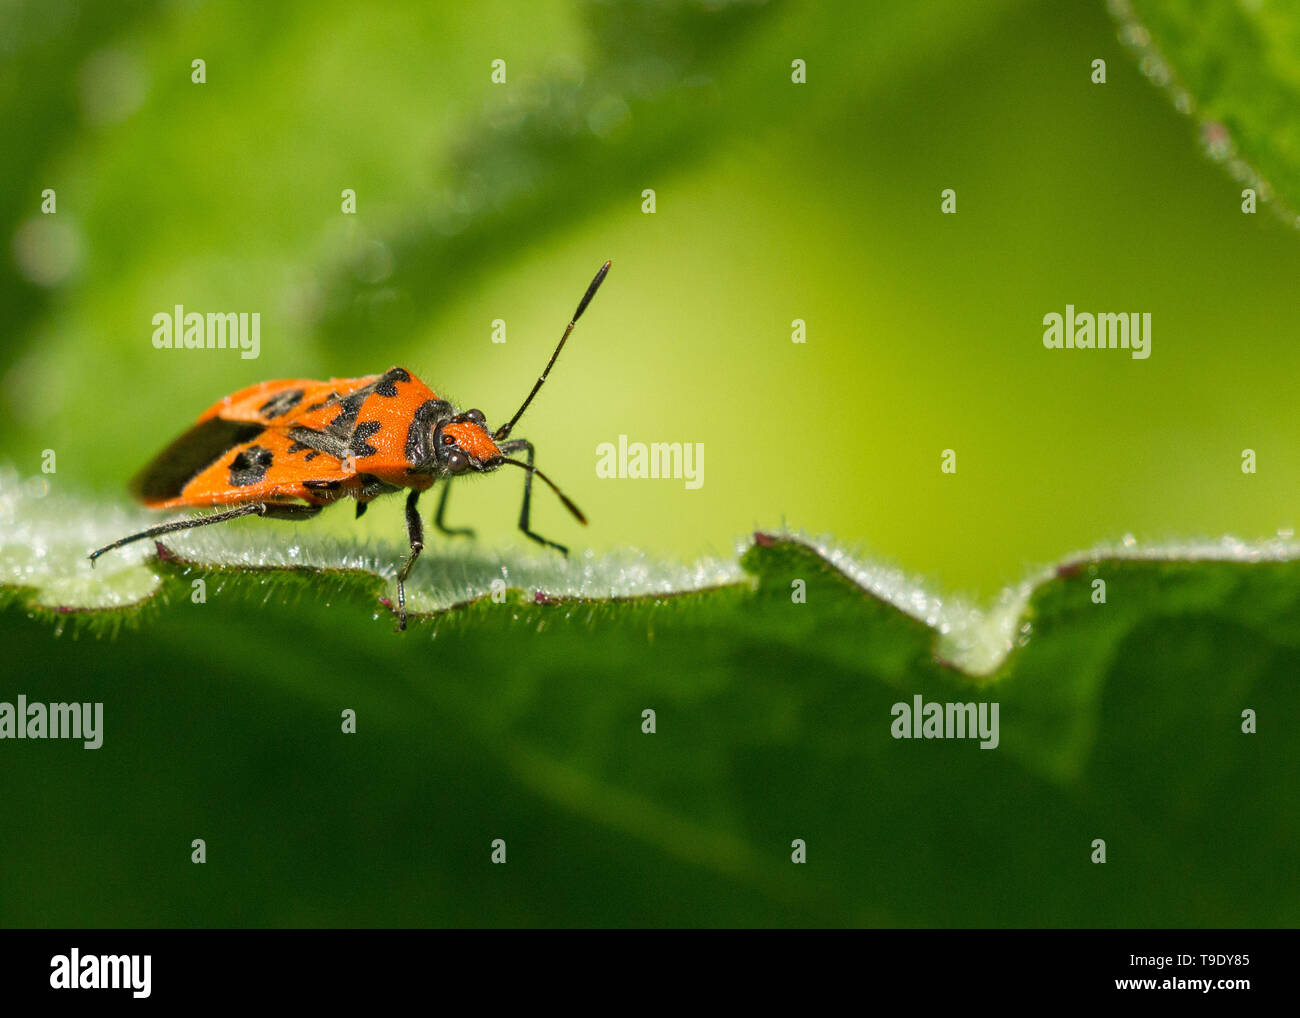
[90,261,611,630]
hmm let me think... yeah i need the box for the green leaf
[3,464,1298,925]
[0,466,744,621]
[1120,0,1300,225]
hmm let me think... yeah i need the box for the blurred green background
[2,0,1298,930]
[3,0,1296,599]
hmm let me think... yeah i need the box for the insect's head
[433,409,500,475]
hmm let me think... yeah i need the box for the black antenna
[498,457,587,524]
[494,260,611,442]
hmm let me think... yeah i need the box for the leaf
[2,464,1298,924]
[1118,0,1300,225]
[0,467,744,621]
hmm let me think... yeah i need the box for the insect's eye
[442,434,456,446]
[446,451,469,474]
[465,409,486,426]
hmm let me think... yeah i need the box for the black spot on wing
[258,388,304,419]
[131,418,265,502]
[302,390,341,414]
[326,391,366,440]
[374,367,411,397]
[290,378,392,464]
[287,425,348,461]
[349,421,382,458]
[287,441,326,467]
[227,444,274,487]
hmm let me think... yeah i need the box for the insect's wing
[196,376,378,426]
[132,367,435,507]
[272,367,441,480]
[135,428,350,509]
[131,417,264,506]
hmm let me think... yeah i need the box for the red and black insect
[90,261,611,629]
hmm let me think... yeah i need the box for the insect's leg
[497,439,567,556]
[395,489,423,631]
[89,502,269,565]
[433,481,475,539]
